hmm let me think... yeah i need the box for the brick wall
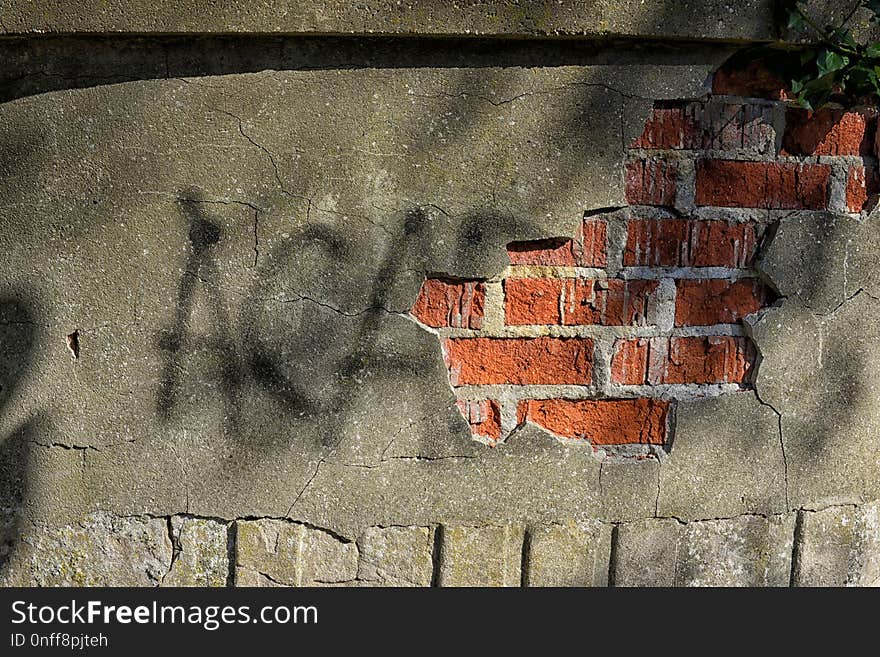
[411,56,878,453]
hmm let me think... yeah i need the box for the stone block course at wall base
[4,504,878,587]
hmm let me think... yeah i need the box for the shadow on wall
[0,34,723,104]
[153,185,550,474]
[0,294,45,577]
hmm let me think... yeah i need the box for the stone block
[356,526,435,587]
[162,516,229,587]
[526,520,611,587]
[235,519,358,586]
[437,524,524,587]
[0,512,171,586]
[614,514,796,586]
[793,503,880,586]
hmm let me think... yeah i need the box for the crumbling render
[410,68,877,462]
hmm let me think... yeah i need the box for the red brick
[695,160,830,209]
[847,166,868,213]
[624,218,689,267]
[610,338,649,385]
[675,279,770,326]
[782,108,873,156]
[624,218,759,268]
[506,217,607,267]
[632,103,702,149]
[507,238,578,266]
[712,58,792,100]
[443,337,593,386]
[411,278,485,329]
[611,336,755,385]
[517,398,669,445]
[701,103,776,152]
[579,217,607,267]
[625,159,677,206]
[632,102,775,152]
[456,399,502,442]
[504,278,658,326]
[689,220,760,268]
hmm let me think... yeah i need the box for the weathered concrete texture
[289,426,604,539]
[751,212,880,509]
[0,1,777,40]
[0,513,171,586]
[757,212,880,315]
[782,0,880,44]
[0,52,731,537]
[356,526,435,587]
[0,55,722,457]
[525,520,611,586]
[437,523,524,587]
[614,514,796,586]
[234,519,358,586]
[599,459,660,522]
[793,503,880,587]
[657,392,787,520]
[162,516,230,587]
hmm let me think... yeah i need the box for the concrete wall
[1,2,879,586]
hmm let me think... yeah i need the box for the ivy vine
[782,1,880,109]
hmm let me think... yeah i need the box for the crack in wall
[205,104,396,239]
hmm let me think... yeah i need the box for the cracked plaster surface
[1,43,877,551]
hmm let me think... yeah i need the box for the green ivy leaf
[847,65,871,89]
[817,49,849,76]
[784,3,880,108]
[788,10,806,30]
[800,47,818,65]
[833,27,858,48]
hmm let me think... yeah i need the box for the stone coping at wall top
[4,1,878,44]
[0,0,784,41]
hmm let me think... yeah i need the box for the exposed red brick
[782,108,873,156]
[632,102,775,152]
[624,218,759,268]
[507,238,578,266]
[506,217,607,267]
[675,279,770,326]
[611,336,755,385]
[411,278,485,329]
[624,218,689,267]
[443,337,593,386]
[504,278,658,326]
[632,103,702,150]
[702,103,777,152]
[689,220,760,268]
[610,338,649,385]
[518,398,669,445]
[579,217,607,267]
[847,166,869,213]
[660,336,755,385]
[712,58,792,100]
[456,399,502,442]
[695,160,830,210]
[625,159,677,206]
